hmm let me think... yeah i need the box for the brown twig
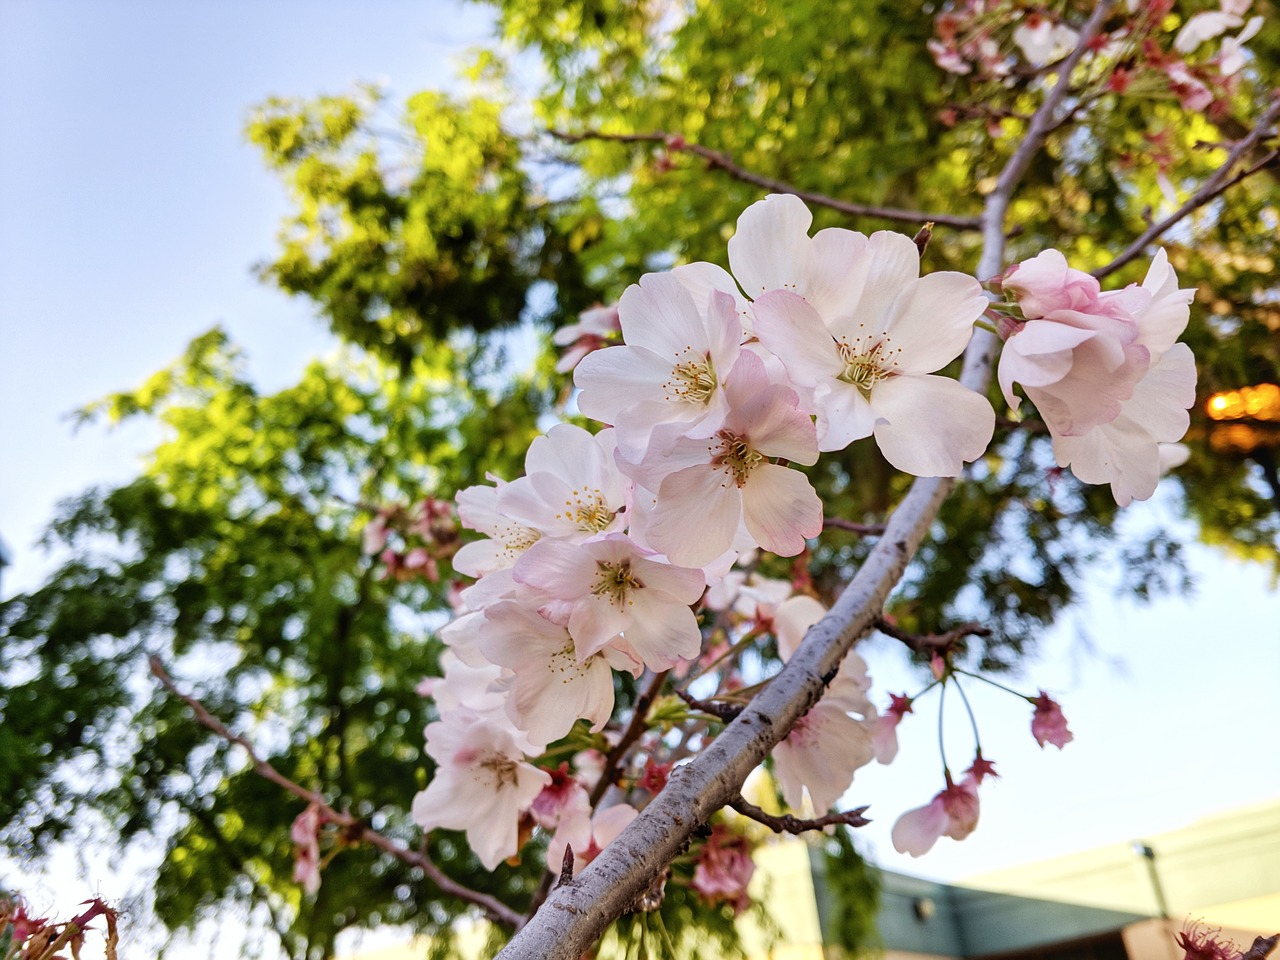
[1093,97,1280,280]
[1243,934,1280,960]
[874,618,991,653]
[148,656,523,930]
[673,687,744,723]
[588,669,671,807]
[727,795,870,835]
[823,517,887,536]
[548,129,982,231]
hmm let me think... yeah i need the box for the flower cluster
[929,0,1264,121]
[394,192,1193,883]
[406,193,1002,873]
[998,249,1197,505]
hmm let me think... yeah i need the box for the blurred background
[2,1,1278,957]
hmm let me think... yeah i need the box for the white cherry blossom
[478,600,627,747]
[412,708,551,870]
[629,351,822,567]
[496,425,629,541]
[574,274,743,461]
[453,481,541,578]
[513,534,706,671]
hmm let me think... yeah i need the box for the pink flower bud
[1030,691,1074,749]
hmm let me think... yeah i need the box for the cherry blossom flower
[574,273,743,461]
[529,764,594,862]
[478,600,626,747]
[630,351,823,567]
[870,693,913,764]
[692,823,757,915]
[999,249,1197,504]
[771,595,877,811]
[412,708,551,870]
[1030,691,1074,748]
[1013,16,1080,66]
[1174,9,1245,52]
[452,481,542,578]
[743,200,993,475]
[513,534,706,670]
[1052,343,1197,506]
[291,803,324,894]
[496,425,629,542]
[554,303,621,372]
[891,772,982,857]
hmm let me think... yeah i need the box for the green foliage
[1,328,559,957]
[247,88,594,368]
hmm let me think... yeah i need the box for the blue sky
[1,0,1277,947]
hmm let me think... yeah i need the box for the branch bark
[149,656,524,930]
[548,129,982,231]
[1093,96,1280,280]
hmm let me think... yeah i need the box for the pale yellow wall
[960,799,1280,932]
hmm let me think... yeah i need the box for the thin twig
[588,669,671,807]
[673,687,744,723]
[1243,934,1280,960]
[873,618,992,653]
[548,129,982,231]
[727,796,870,835]
[148,656,523,930]
[823,517,887,536]
[1094,97,1280,280]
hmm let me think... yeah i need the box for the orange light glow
[1205,383,1280,422]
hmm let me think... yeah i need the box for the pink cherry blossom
[870,693,913,764]
[290,803,324,894]
[513,534,706,670]
[412,708,551,870]
[999,250,1197,503]
[739,198,992,476]
[478,600,624,747]
[632,351,823,567]
[574,273,743,461]
[1030,691,1074,749]
[692,823,757,915]
[1051,343,1197,505]
[891,773,981,857]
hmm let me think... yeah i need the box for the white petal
[647,466,744,568]
[878,272,987,375]
[728,194,814,297]
[741,464,824,557]
[870,375,995,477]
[753,290,845,389]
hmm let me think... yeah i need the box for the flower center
[478,752,519,789]
[712,431,765,487]
[549,641,586,684]
[835,331,901,395]
[498,523,541,559]
[556,488,615,534]
[662,348,717,404]
[591,560,642,607]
